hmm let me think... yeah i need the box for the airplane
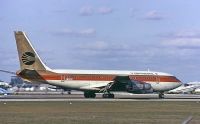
[168,84,197,94]
[0,87,13,95]
[0,88,9,95]
[194,88,200,94]
[0,80,11,89]
[11,31,182,98]
[168,82,200,94]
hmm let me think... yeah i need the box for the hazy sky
[1,0,200,83]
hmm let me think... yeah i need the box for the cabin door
[61,75,65,82]
[156,73,160,84]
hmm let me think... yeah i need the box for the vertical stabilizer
[14,31,49,71]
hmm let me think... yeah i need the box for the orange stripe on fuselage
[36,73,180,83]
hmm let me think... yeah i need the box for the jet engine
[126,80,153,93]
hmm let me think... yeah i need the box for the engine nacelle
[126,80,153,93]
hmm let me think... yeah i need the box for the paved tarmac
[0,93,200,102]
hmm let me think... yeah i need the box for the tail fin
[14,31,50,71]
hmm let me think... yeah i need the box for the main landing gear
[158,92,164,99]
[84,82,115,99]
[101,82,115,98]
[84,91,96,98]
[102,92,114,98]
[83,91,115,98]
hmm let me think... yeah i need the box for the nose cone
[176,81,182,87]
[174,75,182,84]
[174,78,183,89]
[169,76,183,90]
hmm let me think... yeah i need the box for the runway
[0,93,200,102]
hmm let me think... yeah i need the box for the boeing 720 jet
[13,31,182,98]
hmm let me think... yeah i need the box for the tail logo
[21,52,35,65]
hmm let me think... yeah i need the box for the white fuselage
[37,69,182,92]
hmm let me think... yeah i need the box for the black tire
[84,92,96,98]
[158,93,164,99]
[102,94,108,98]
[109,94,114,98]
[84,92,89,98]
[91,93,96,98]
[67,91,71,95]
[102,93,114,98]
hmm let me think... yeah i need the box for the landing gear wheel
[110,94,114,98]
[102,93,114,98]
[67,91,71,95]
[158,92,164,99]
[84,91,96,98]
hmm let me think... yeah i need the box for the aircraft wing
[113,75,132,83]
[0,69,16,75]
[101,75,153,93]
[109,75,133,91]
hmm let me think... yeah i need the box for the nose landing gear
[158,92,164,99]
